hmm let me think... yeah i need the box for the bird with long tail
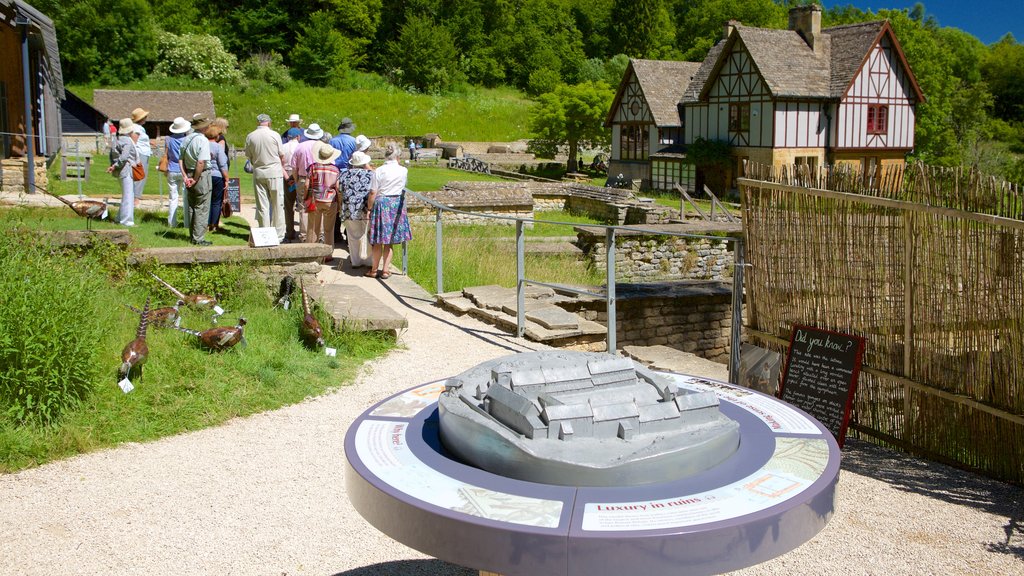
[119,297,150,381]
[42,187,108,230]
[127,299,184,327]
[149,271,218,308]
[172,318,247,352]
[299,279,324,349]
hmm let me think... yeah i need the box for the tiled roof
[825,21,885,97]
[93,90,216,123]
[732,24,832,98]
[680,40,726,104]
[630,59,702,127]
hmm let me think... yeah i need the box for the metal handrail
[401,188,746,383]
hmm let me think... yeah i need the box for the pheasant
[149,271,218,308]
[299,279,324,349]
[275,275,295,309]
[119,298,150,381]
[49,192,108,230]
[127,299,184,327]
[173,318,247,352]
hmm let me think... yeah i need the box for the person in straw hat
[130,107,151,208]
[305,142,342,258]
[338,150,375,268]
[106,118,141,226]
[179,114,214,245]
[163,116,191,228]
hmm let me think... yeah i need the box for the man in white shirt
[245,114,288,242]
[179,114,213,245]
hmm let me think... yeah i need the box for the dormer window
[867,104,888,135]
[729,103,750,133]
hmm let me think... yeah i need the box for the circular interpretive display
[345,372,841,576]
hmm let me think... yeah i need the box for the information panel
[779,325,865,447]
[227,177,241,212]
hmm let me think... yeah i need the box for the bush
[0,235,110,425]
[240,52,292,91]
[154,32,242,83]
[387,16,464,93]
[526,68,561,97]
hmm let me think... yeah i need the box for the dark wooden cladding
[740,161,1024,484]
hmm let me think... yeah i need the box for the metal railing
[401,189,747,384]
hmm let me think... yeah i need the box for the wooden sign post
[779,325,865,447]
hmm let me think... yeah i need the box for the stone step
[127,242,331,266]
[313,284,408,335]
[436,292,475,314]
[622,345,728,381]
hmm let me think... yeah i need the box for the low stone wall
[576,225,737,282]
[557,281,734,363]
[1,157,48,194]
[406,182,534,225]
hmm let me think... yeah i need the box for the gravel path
[0,229,1021,575]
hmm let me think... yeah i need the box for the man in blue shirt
[329,117,357,171]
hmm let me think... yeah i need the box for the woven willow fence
[739,161,1023,484]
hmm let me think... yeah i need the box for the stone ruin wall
[1,157,48,194]
[577,234,734,282]
[558,286,733,363]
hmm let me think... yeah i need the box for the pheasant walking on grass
[173,318,247,352]
[127,299,184,327]
[119,298,150,381]
[149,271,218,309]
[48,192,108,230]
[299,279,324,349]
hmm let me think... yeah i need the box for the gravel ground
[0,241,1021,575]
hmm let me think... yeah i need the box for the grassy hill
[69,76,535,147]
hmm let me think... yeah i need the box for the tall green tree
[609,0,674,59]
[981,35,1024,122]
[529,81,614,172]
[672,0,786,60]
[290,12,351,87]
[386,15,463,93]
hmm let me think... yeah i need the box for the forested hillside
[26,0,1024,181]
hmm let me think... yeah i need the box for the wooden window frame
[867,104,888,135]
[729,103,750,133]
[621,124,649,161]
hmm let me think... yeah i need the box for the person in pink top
[288,123,322,242]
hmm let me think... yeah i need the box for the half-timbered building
[605,59,701,191]
[607,4,923,193]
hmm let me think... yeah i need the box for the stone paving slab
[314,284,408,334]
[622,344,728,381]
[127,243,332,265]
[525,305,580,330]
[436,293,475,314]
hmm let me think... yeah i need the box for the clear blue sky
[822,1,1022,45]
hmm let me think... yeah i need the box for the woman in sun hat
[106,118,141,226]
[338,150,374,268]
[130,107,151,207]
[365,142,412,279]
[354,134,371,153]
[164,116,190,227]
[305,142,342,258]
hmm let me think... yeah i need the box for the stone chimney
[789,4,822,51]
[723,19,739,40]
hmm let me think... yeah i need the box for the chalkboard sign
[779,325,865,447]
[227,177,241,212]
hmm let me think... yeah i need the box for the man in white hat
[164,116,191,228]
[245,113,288,242]
[281,113,302,144]
[286,123,323,241]
[130,107,151,207]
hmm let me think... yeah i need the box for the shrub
[154,32,242,83]
[240,52,292,91]
[526,68,561,97]
[387,16,464,94]
[0,235,110,425]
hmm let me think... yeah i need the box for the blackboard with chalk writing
[779,325,865,447]
[227,178,241,212]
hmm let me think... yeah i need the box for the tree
[610,0,675,58]
[387,16,463,93]
[290,12,351,87]
[672,0,786,60]
[153,32,242,83]
[529,81,614,172]
[981,35,1024,122]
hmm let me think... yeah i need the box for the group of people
[106,108,231,246]
[244,113,412,278]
